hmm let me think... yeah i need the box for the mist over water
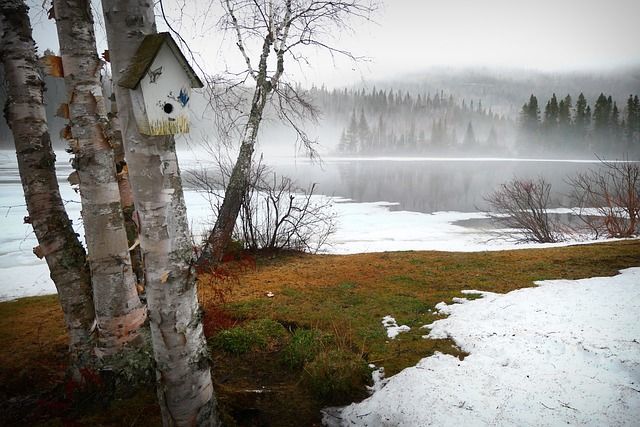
[290,159,599,213]
[180,149,610,214]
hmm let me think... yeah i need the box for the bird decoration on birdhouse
[118,32,203,136]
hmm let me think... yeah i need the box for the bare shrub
[485,177,563,243]
[240,168,335,253]
[568,161,640,238]
[187,155,336,254]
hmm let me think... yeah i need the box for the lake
[184,153,610,213]
[0,149,618,300]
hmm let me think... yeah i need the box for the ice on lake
[0,149,617,301]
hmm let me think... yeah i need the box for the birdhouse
[118,32,203,136]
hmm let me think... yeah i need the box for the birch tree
[0,0,96,371]
[201,0,376,263]
[101,1,219,425]
[50,0,146,355]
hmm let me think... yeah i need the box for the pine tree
[625,95,635,141]
[574,93,589,138]
[543,93,559,131]
[486,126,499,148]
[519,94,540,142]
[357,108,370,152]
[374,114,385,153]
[431,119,443,147]
[344,110,359,153]
[593,93,611,138]
[626,94,640,145]
[611,102,620,140]
[463,122,477,148]
[555,94,572,148]
[338,130,348,153]
[558,95,572,126]
[402,121,414,152]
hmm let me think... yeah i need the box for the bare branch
[568,160,640,238]
[224,0,258,79]
[485,177,564,243]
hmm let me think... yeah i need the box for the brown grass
[1,240,638,426]
[0,295,68,396]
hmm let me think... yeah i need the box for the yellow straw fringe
[148,115,190,135]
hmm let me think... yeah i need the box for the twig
[558,401,578,411]
[540,402,556,410]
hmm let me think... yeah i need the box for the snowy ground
[325,267,640,426]
[0,150,628,300]
[3,150,639,425]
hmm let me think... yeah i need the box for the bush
[281,329,328,368]
[213,319,287,354]
[187,155,336,254]
[303,349,370,400]
[485,177,563,243]
[569,161,640,238]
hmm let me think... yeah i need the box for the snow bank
[327,268,640,426]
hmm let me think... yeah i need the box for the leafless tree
[485,177,563,243]
[0,0,96,373]
[50,0,146,356]
[101,1,219,424]
[568,161,640,238]
[187,154,335,254]
[241,170,335,253]
[199,0,377,264]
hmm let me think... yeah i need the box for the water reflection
[270,159,608,213]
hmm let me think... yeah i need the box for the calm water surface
[1,150,612,214]
[258,157,609,213]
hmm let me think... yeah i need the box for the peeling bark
[0,0,95,368]
[52,0,146,355]
[101,1,218,425]
[105,84,145,289]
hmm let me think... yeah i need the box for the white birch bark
[51,0,146,355]
[100,1,219,425]
[104,91,145,289]
[0,0,96,368]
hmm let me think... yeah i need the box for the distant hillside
[353,67,640,118]
[3,66,639,157]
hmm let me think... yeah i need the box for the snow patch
[381,315,411,339]
[328,268,640,426]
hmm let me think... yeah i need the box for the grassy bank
[1,240,638,426]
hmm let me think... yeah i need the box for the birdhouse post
[118,32,203,136]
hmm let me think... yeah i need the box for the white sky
[28,0,640,87]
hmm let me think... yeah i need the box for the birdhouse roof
[118,32,204,90]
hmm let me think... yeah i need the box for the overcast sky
[28,0,640,88]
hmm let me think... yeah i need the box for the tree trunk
[105,90,146,291]
[101,1,219,425]
[51,0,146,356]
[0,0,96,368]
[203,78,271,264]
